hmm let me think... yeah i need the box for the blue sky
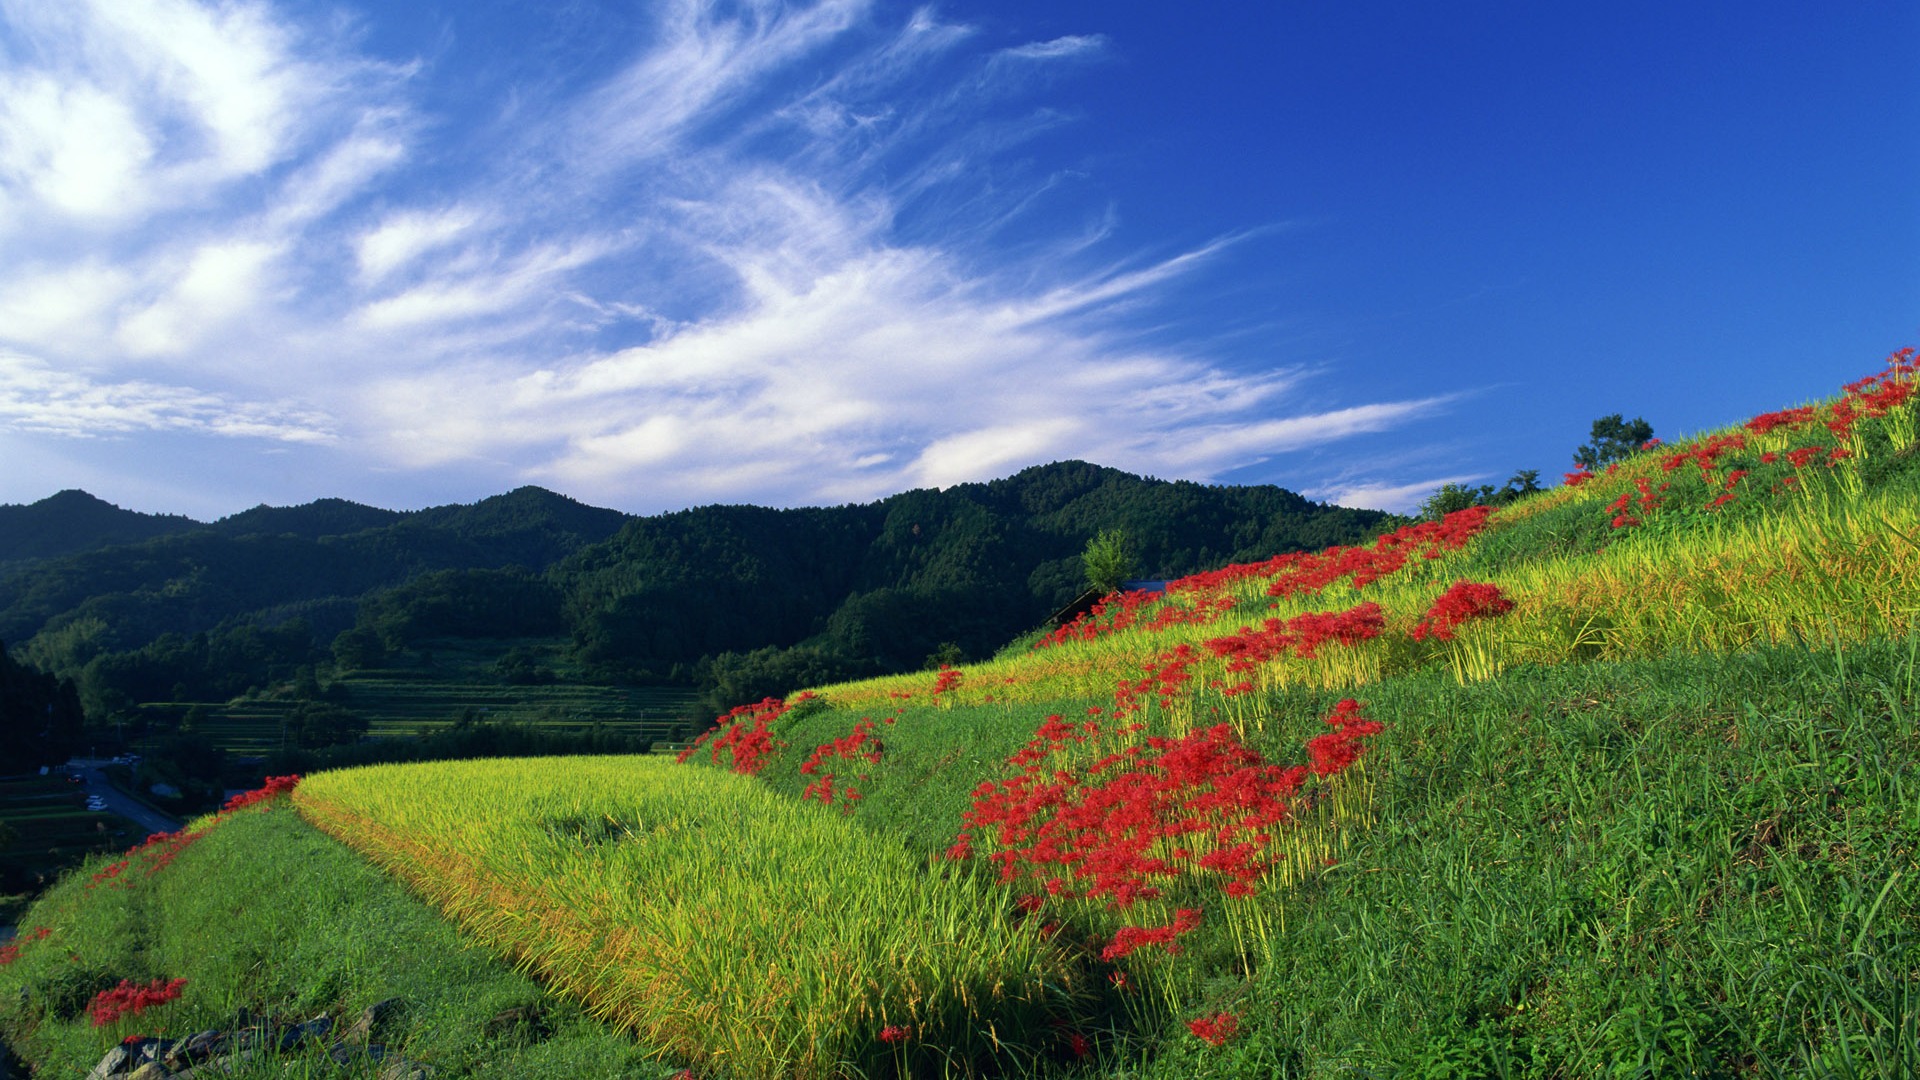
[1,0,1914,520]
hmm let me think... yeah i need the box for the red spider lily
[879,1024,912,1044]
[958,701,1381,920]
[1411,582,1515,642]
[88,978,186,1026]
[677,697,792,776]
[1746,405,1817,435]
[800,718,885,808]
[1187,1011,1240,1047]
[1101,908,1203,960]
[0,927,51,966]
[1036,509,1494,652]
[1660,433,1748,481]
[932,666,964,695]
[1564,468,1596,487]
[89,830,204,889]
[1306,698,1386,777]
[222,774,300,812]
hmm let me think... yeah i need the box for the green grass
[0,799,674,1078]
[295,756,1087,1080]
[8,351,1918,1077]
[751,638,1920,1077]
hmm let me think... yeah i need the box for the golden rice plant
[295,756,1084,1079]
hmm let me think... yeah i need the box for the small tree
[1082,528,1138,596]
[1419,470,1545,520]
[1499,469,1542,499]
[1418,483,1493,521]
[1574,414,1654,470]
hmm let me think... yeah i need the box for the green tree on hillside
[1418,470,1544,520]
[1082,528,1137,595]
[1574,414,1655,469]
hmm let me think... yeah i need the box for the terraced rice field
[143,639,697,754]
[0,777,137,890]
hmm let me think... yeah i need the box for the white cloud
[0,261,135,354]
[998,34,1107,63]
[116,238,284,357]
[0,0,1462,515]
[1308,474,1486,515]
[0,350,333,441]
[355,206,482,283]
[0,73,154,220]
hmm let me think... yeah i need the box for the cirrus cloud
[0,0,1460,515]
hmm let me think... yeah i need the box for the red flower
[88,978,186,1027]
[1412,581,1515,642]
[879,1024,912,1044]
[1187,1011,1240,1047]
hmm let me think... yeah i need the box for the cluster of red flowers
[878,1024,912,1044]
[88,776,305,891]
[799,717,884,809]
[955,699,1383,957]
[90,829,203,890]
[931,666,964,696]
[1035,508,1496,653]
[676,696,800,776]
[1033,588,1169,649]
[1586,347,1917,529]
[1410,582,1516,643]
[1263,507,1494,600]
[1187,1011,1240,1047]
[1200,602,1386,681]
[1106,599,1389,720]
[223,774,300,811]
[1306,699,1386,777]
[88,977,187,1027]
[1101,907,1203,960]
[1746,405,1815,436]
[1829,347,1918,441]
[0,926,51,966]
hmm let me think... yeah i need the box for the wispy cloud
[0,351,333,441]
[0,0,1459,514]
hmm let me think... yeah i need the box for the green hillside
[3,348,1916,1077]
[1,464,1387,794]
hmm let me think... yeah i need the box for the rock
[276,1015,331,1052]
[164,1030,225,1069]
[86,1044,138,1079]
[328,1042,389,1067]
[170,1048,254,1078]
[342,998,406,1046]
[125,1062,171,1080]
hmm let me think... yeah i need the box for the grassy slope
[0,802,672,1078]
[742,354,1920,1077]
[6,352,1919,1077]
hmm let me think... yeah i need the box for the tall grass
[295,757,1086,1079]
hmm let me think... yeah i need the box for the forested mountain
[0,463,1392,720]
[0,490,200,570]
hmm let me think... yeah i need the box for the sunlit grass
[295,756,1086,1080]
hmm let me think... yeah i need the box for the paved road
[67,761,185,837]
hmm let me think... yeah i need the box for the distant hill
[0,489,200,569]
[0,464,1393,717]
[213,498,405,539]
